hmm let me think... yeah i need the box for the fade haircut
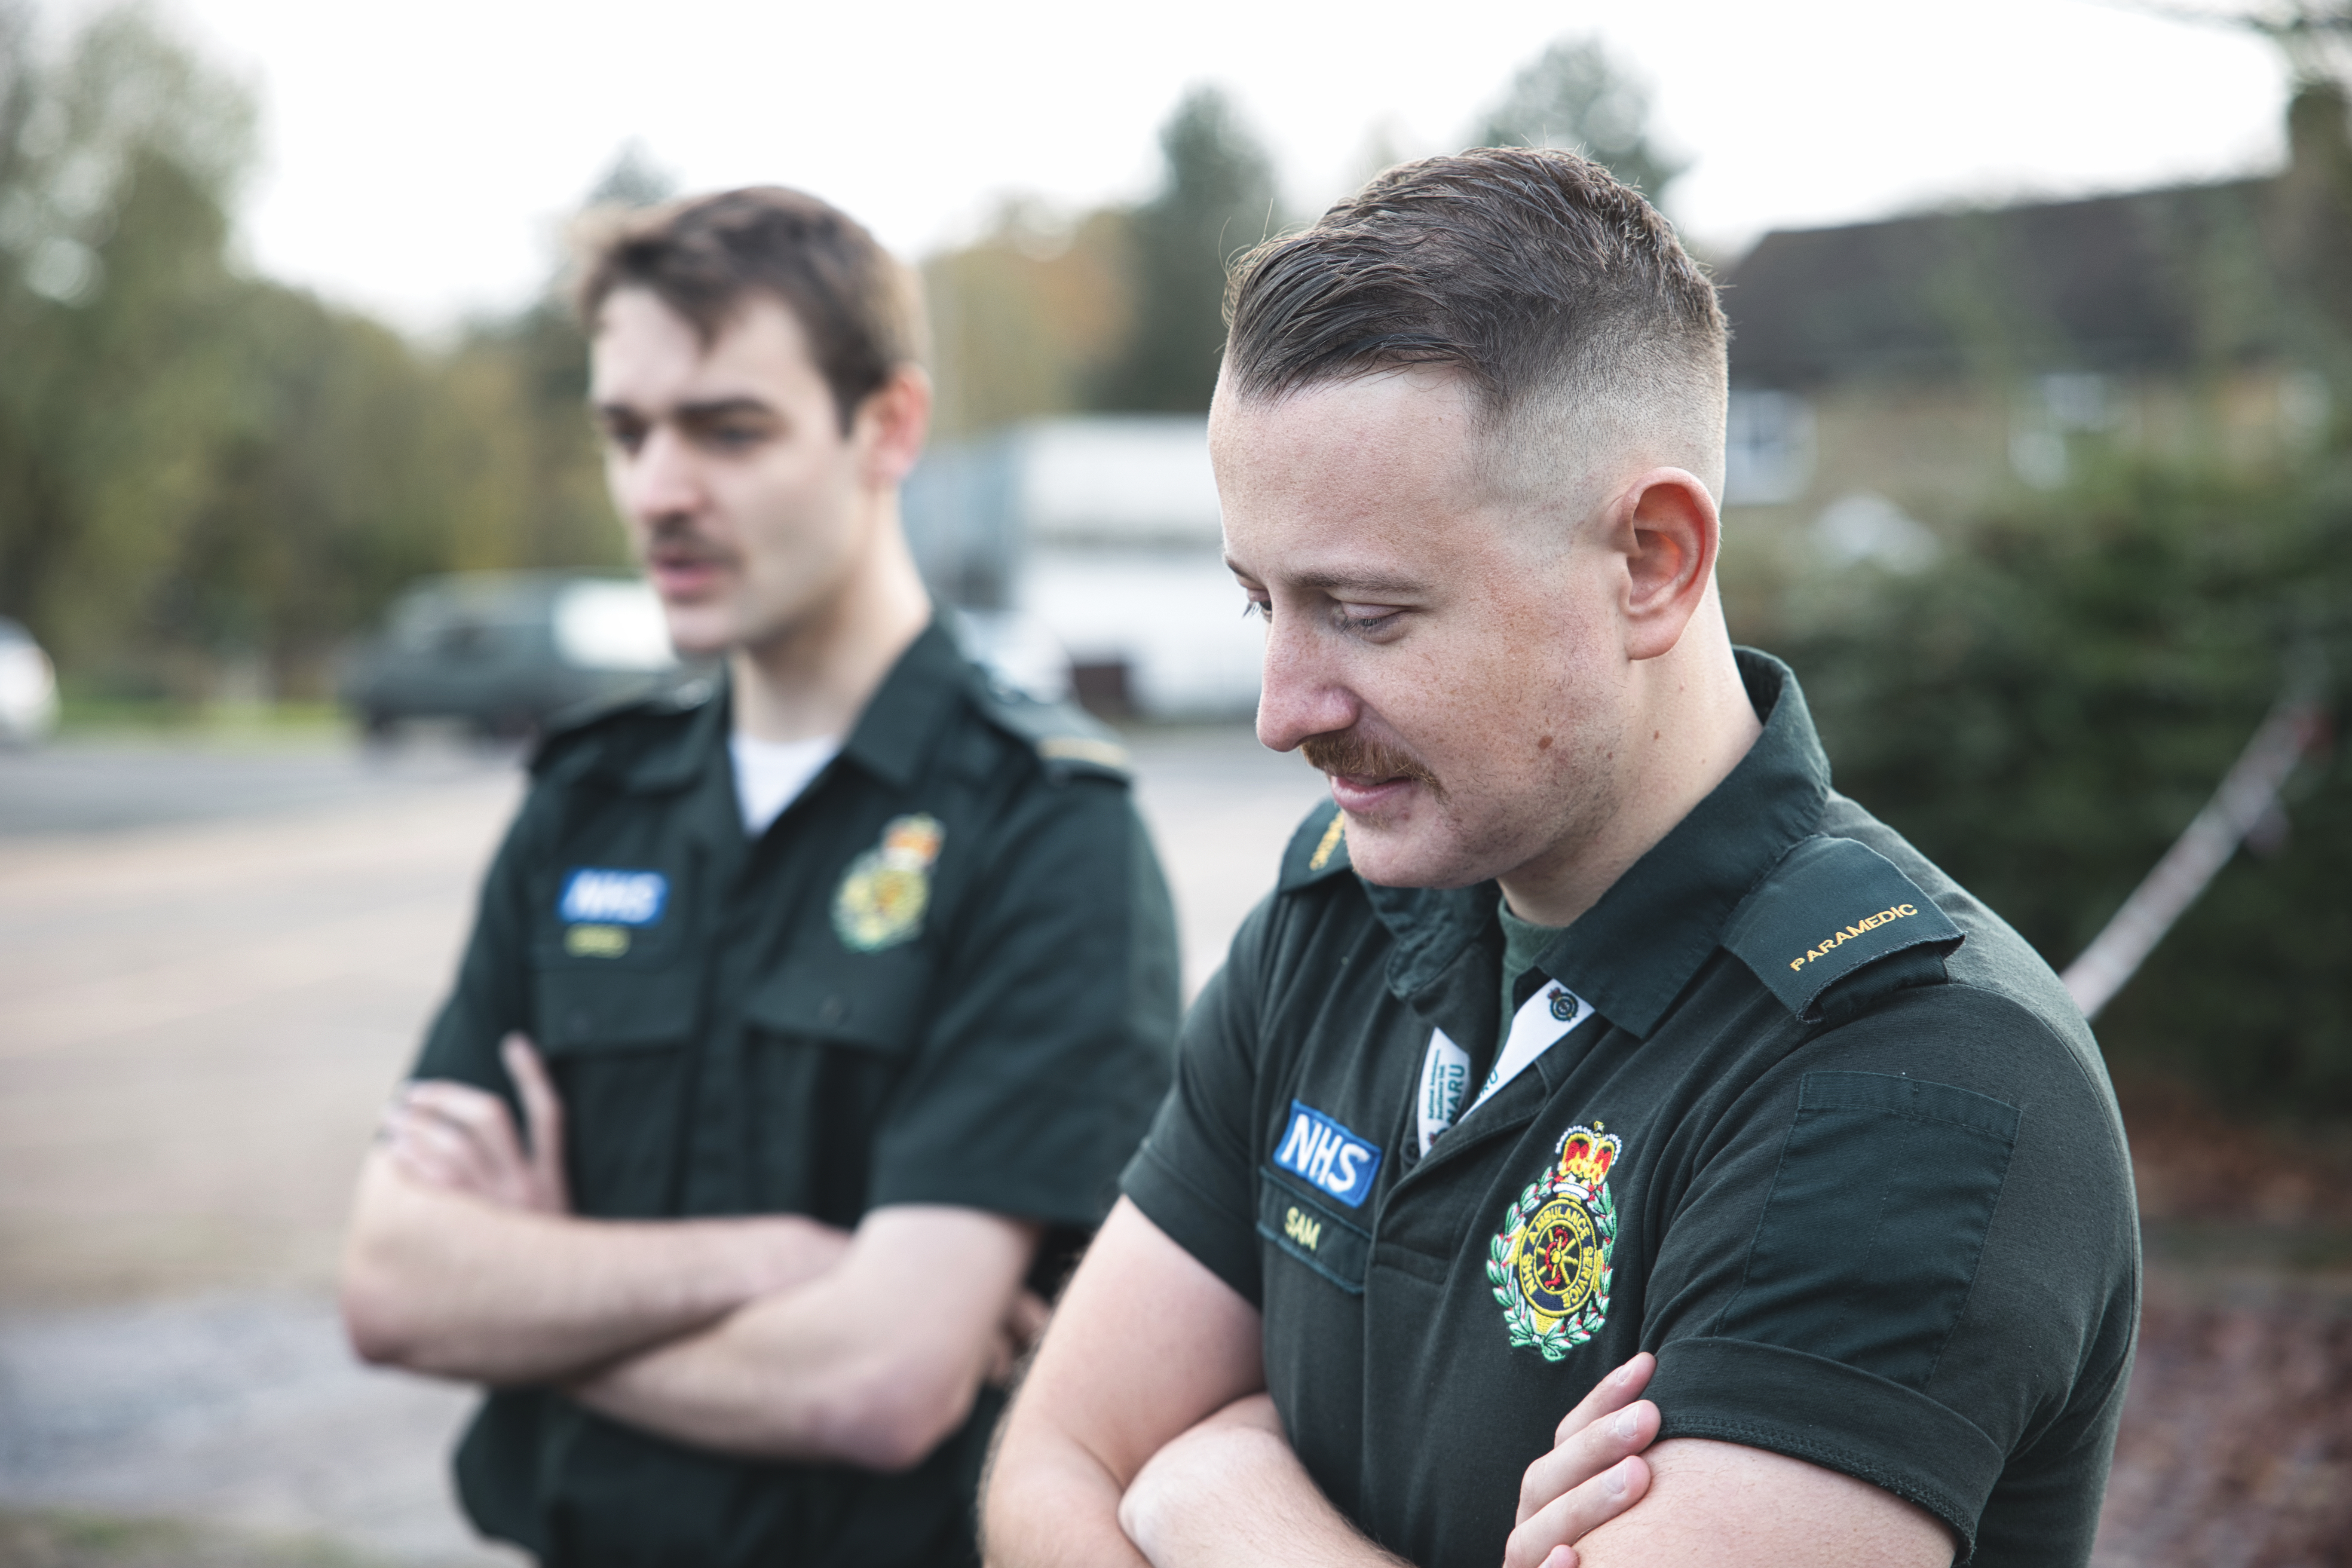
[1223,147,1727,505]
[574,186,927,434]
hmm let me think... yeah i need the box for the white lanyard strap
[1417,1029,1472,1155]
[1473,980,1592,1115]
[1415,980,1593,1155]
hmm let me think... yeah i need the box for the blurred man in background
[984,149,2137,1568]
[340,187,1179,1568]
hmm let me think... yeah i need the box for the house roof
[1719,177,2294,388]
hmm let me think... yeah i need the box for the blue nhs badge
[559,868,669,926]
[1272,1101,1383,1209]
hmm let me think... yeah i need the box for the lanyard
[1415,979,1594,1155]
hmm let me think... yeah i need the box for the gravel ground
[2093,1272,2352,1568]
[0,1295,515,1566]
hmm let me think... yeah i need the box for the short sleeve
[1118,894,1279,1306]
[1639,983,2139,1560]
[864,777,1180,1230]
[410,793,545,1098]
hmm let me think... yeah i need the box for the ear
[1611,468,1721,662]
[854,364,933,487]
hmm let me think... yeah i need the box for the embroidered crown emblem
[833,813,945,952]
[1556,1125,1619,1188]
[1487,1121,1624,1362]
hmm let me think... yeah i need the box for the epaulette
[1724,836,1964,1020]
[529,674,717,779]
[975,685,1133,783]
[1277,798,1354,892]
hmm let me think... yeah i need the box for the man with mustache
[984,148,2138,1568]
[338,187,1179,1567]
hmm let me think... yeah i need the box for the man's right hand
[342,1044,852,1387]
[381,1034,569,1215]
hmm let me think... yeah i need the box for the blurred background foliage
[1735,453,2352,1117]
[921,39,1677,437]
[0,0,622,707]
[0,1,1670,696]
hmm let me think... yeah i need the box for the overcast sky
[76,0,2296,332]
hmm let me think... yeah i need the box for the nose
[615,426,704,526]
[1256,611,1359,754]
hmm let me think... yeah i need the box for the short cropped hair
[1223,147,1727,499]
[574,187,927,433]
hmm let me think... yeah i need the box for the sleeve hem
[1120,1142,1262,1308]
[865,1174,1120,1232]
[1650,1337,2002,1560]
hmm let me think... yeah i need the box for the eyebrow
[594,396,779,424]
[1226,558,1428,599]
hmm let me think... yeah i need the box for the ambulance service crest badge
[1487,1122,1622,1361]
[833,814,944,952]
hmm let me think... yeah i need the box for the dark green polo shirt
[413,622,1180,1568]
[1123,650,2138,1568]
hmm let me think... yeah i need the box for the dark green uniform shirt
[1123,650,2138,1568]
[413,622,1180,1568]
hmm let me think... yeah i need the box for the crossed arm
[340,1036,1043,1470]
[982,1200,1956,1568]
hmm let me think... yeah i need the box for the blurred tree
[1094,86,1280,413]
[0,9,635,705]
[1475,36,1686,203]
[924,200,1133,438]
[585,139,677,210]
[0,1,258,692]
[168,288,463,692]
[1754,457,2352,1116]
[442,141,679,580]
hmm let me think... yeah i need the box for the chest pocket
[528,861,696,1055]
[740,946,930,1056]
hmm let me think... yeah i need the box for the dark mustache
[1299,731,1442,794]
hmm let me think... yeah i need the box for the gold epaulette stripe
[1307,811,1347,872]
[1037,735,1131,770]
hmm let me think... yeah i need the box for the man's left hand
[1504,1352,1661,1568]
[380,1033,569,1215]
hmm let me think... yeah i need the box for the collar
[1370,649,1830,1038]
[835,619,972,791]
[599,619,970,796]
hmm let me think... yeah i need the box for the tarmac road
[0,726,1325,1563]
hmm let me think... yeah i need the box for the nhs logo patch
[1272,1101,1383,1209]
[559,869,669,926]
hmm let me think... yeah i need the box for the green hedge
[1752,461,2352,1116]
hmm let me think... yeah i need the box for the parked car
[0,617,59,744]
[342,573,686,738]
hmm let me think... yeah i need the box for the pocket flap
[533,968,697,1054]
[741,952,928,1055]
[1257,1173,1371,1295]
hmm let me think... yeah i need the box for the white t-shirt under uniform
[729,732,841,836]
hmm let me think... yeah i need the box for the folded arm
[1510,1369,1956,1568]
[986,1197,1397,1568]
[570,1203,1042,1469]
[337,1046,851,1384]
[342,1040,1044,1473]
[984,1199,1269,1566]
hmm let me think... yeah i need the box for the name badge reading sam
[1272,1101,1384,1209]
